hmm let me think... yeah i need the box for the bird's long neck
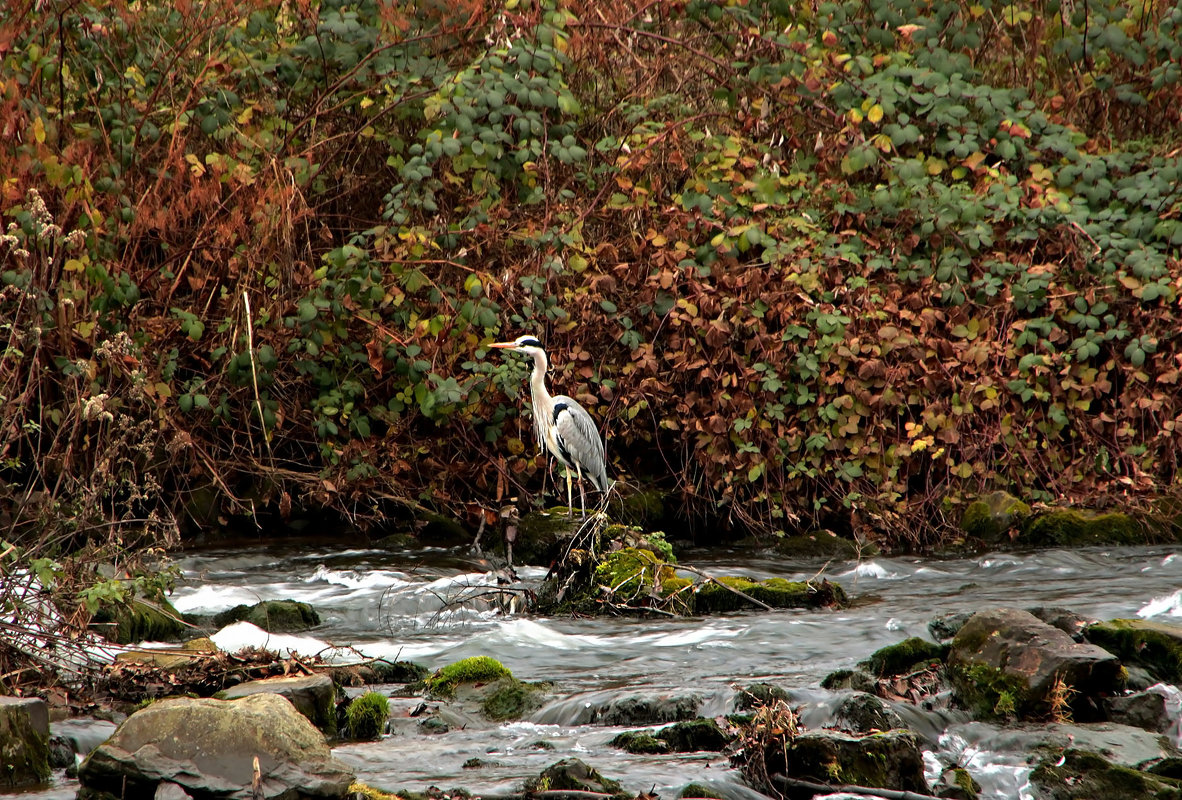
[529,348,553,410]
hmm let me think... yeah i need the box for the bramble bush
[0,0,1180,564]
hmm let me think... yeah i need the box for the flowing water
[37,542,1182,800]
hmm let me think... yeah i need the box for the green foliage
[1,0,1180,553]
[345,692,389,741]
[425,656,512,697]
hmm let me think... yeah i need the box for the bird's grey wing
[552,395,609,491]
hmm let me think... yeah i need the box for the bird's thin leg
[575,463,587,518]
[565,467,574,519]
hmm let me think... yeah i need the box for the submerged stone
[655,718,732,752]
[1085,618,1182,683]
[525,758,626,798]
[610,730,669,754]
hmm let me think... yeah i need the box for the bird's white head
[489,335,545,355]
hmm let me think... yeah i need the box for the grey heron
[489,335,610,516]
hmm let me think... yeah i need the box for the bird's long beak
[488,341,516,349]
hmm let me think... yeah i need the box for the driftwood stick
[772,774,944,800]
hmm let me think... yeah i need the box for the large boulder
[218,674,337,736]
[947,608,1123,720]
[0,697,50,789]
[78,694,354,800]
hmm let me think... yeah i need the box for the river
[38,542,1182,799]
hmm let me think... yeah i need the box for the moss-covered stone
[764,729,930,795]
[525,759,626,798]
[0,698,50,789]
[820,669,878,693]
[1022,509,1145,547]
[679,784,725,799]
[693,576,847,613]
[509,510,583,565]
[479,677,549,722]
[610,730,669,754]
[734,682,790,711]
[424,656,512,697]
[91,598,187,644]
[859,637,948,677]
[1085,618,1182,683]
[348,782,400,800]
[656,718,732,752]
[614,488,673,531]
[1030,749,1182,799]
[947,662,1028,720]
[935,766,982,800]
[331,660,428,687]
[213,600,320,633]
[961,491,1031,542]
[344,692,389,740]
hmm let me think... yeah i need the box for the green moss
[657,718,732,752]
[952,766,981,797]
[213,600,320,633]
[610,730,669,754]
[1022,509,1144,547]
[948,662,1029,720]
[961,491,1031,541]
[345,692,389,740]
[820,669,878,693]
[679,783,724,799]
[525,759,625,798]
[425,656,512,697]
[693,575,847,613]
[1085,619,1182,683]
[735,682,790,711]
[594,547,674,596]
[1030,749,1182,799]
[347,782,400,800]
[859,637,948,677]
[91,598,186,644]
[480,677,549,721]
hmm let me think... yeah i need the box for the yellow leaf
[360,97,374,109]
[75,321,95,337]
[33,116,45,144]
[154,382,172,399]
[848,108,864,124]
[64,258,85,272]
[867,104,884,124]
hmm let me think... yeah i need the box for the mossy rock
[213,600,320,633]
[764,729,930,795]
[1021,509,1145,548]
[946,661,1029,721]
[425,656,512,697]
[525,758,626,798]
[0,698,50,789]
[478,676,549,722]
[693,576,847,613]
[859,637,948,677]
[91,598,187,644]
[1085,619,1182,683]
[656,718,732,752]
[679,784,725,799]
[821,668,878,693]
[331,660,428,686]
[508,510,583,565]
[610,730,669,754]
[416,511,469,545]
[614,488,673,531]
[1030,749,1182,799]
[734,682,790,711]
[935,766,982,800]
[961,491,1031,542]
[344,692,389,740]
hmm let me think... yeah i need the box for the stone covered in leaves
[947,608,1123,720]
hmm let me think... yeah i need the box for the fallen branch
[674,564,773,611]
